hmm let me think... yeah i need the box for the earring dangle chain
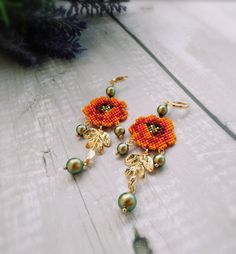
[65,76,129,175]
[117,101,190,213]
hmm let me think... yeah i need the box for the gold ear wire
[109,76,128,86]
[165,101,190,109]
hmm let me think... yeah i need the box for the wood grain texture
[0,14,236,254]
[116,0,236,135]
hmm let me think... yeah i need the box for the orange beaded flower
[129,115,176,151]
[83,96,128,127]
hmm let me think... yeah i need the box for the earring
[117,101,190,213]
[65,76,128,175]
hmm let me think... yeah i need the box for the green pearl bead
[114,126,125,139]
[66,158,84,174]
[153,154,166,168]
[76,124,87,136]
[106,86,116,97]
[118,192,137,212]
[157,104,168,117]
[117,143,129,156]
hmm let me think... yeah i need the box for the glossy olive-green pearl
[114,126,125,139]
[106,86,116,97]
[76,124,87,136]
[66,158,84,174]
[157,104,168,117]
[117,143,129,156]
[118,192,137,212]
[153,154,166,168]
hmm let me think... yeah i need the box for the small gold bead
[122,208,128,214]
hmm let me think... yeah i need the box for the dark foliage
[28,6,87,59]
[0,26,39,66]
[70,0,128,16]
[0,0,128,66]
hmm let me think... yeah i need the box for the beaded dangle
[65,76,128,175]
[117,101,189,213]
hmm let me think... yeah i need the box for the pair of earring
[65,76,189,213]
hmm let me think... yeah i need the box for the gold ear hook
[109,76,128,86]
[165,101,190,109]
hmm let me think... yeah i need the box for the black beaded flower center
[146,122,163,136]
[97,103,113,113]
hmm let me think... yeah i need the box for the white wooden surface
[1,2,236,254]
[117,0,236,136]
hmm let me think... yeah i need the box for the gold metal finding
[165,101,190,109]
[122,208,128,214]
[124,153,154,193]
[84,120,90,127]
[158,149,165,155]
[144,149,149,155]
[126,136,135,147]
[83,128,112,154]
[109,76,128,86]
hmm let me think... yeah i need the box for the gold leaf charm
[125,154,154,173]
[83,128,112,154]
[124,153,154,193]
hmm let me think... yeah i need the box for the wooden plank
[116,0,236,136]
[0,15,236,254]
[0,59,105,254]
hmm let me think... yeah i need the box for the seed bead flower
[129,115,176,151]
[83,96,128,127]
